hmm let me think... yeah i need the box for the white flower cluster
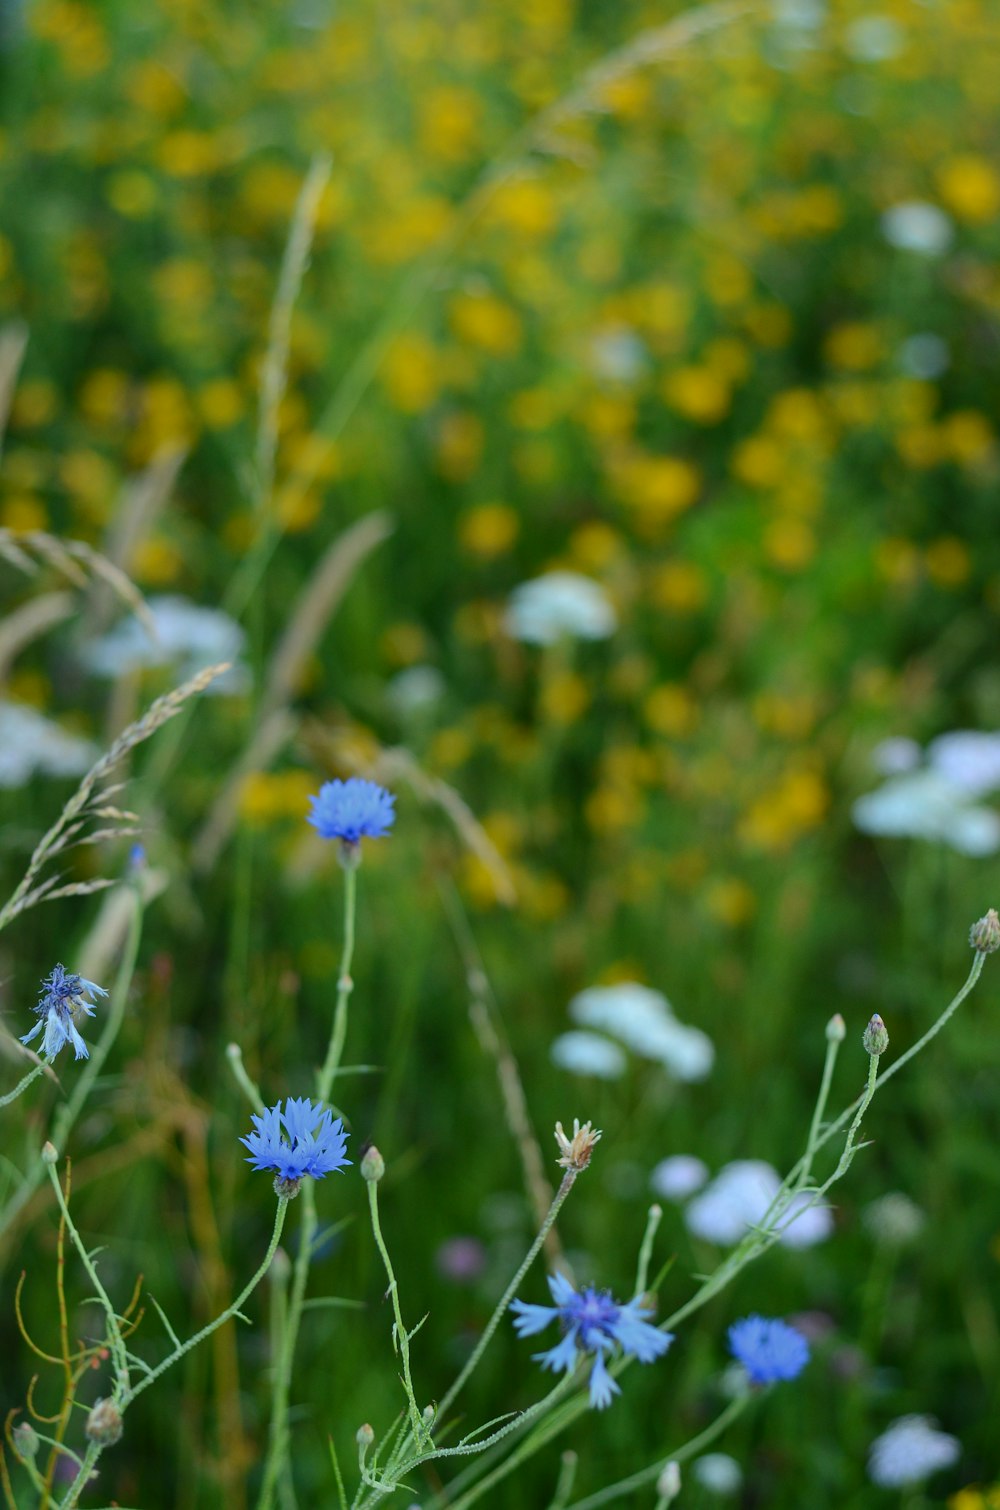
[504,572,617,647]
[650,1155,833,1249]
[550,982,714,1083]
[853,731,1000,855]
[81,595,249,694]
[0,701,98,788]
[868,1416,960,1487]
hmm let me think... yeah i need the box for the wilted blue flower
[510,1272,672,1409]
[307,779,396,845]
[241,1098,350,1190]
[21,965,108,1061]
[728,1315,810,1385]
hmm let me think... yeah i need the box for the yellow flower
[130,537,184,585]
[418,85,482,164]
[125,60,187,117]
[584,783,644,834]
[937,154,1000,223]
[731,435,784,489]
[158,131,222,178]
[382,333,441,414]
[704,337,750,383]
[875,537,921,587]
[428,726,473,772]
[662,366,731,424]
[644,683,699,738]
[106,171,159,219]
[59,451,117,515]
[614,454,701,523]
[743,303,792,347]
[540,671,589,725]
[489,177,557,240]
[79,369,130,428]
[0,495,48,531]
[508,388,560,430]
[925,536,971,588]
[767,388,832,447]
[459,503,520,559]
[11,380,57,428]
[943,409,994,465]
[739,767,829,852]
[153,259,213,311]
[578,392,635,441]
[197,379,245,430]
[703,878,757,927]
[569,521,623,572]
[449,291,523,356]
[764,517,816,571]
[649,560,708,615]
[896,424,944,469]
[824,322,883,371]
[434,412,484,481]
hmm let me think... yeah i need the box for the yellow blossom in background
[613,453,701,525]
[458,503,520,558]
[79,369,130,429]
[539,671,589,725]
[11,380,57,428]
[568,521,623,573]
[649,560,708,615]
[704,336,751,383]
[739,767,829,852]
[130,536,184,585]
[59,450,117,517]
[157,130,222,178]
[644,683,699,738]
[731,435,784,490]
[382,333,442,414]
[703,877,757,927]
[925,536,971,588]
[585,782,645,834]
[896,424,944,469]
[579,392,635,441]
[742,303,791,347]
[435,412,484,481]
[417,85,482,164]
[764,516,816,571]
[662,365,731,424]
[0,495,48,530]
[449,290,522,356]
[489,176,557,240]
[875,537,921,588]
[197,378,245,430]
[943,410,994,465]
[105,170,159,218]
[937,155,1000,223]
[824,322,883,371]
[428,725,473,772]
[240,770,318,826]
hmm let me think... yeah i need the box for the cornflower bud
[85,1398,123,1447]
[969,908,1000,953]
[554,1119,602,1172]
[863,1013,889,1057]
[361,1145,385,1183]
[12,1421,39,1460]
[826,1013,846,1043]
[657,1461,682,1503]
[41,1141,58,1165]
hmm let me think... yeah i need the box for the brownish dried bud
[970,908,1000,953]
[554,1119,602,1173]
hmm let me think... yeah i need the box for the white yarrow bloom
[588,325,648,385]
[897,333,950,379]
[881,201,953,256]
[927,730,1000,797]
[386,665,446,718]
[569,982,714,1081]
[82,595,249,694]
[0,702,98,787]
[871,736,921,776]
[844,15,904,62]
[650,1155,709,1201]
[549,1031,626,1080]
[868,1416,960,1487]
[863,1192,926,1246]
[691,1453,743,1495]
[685,1161,832,1248]
[503,571,616,646]
[852,771,1000,856]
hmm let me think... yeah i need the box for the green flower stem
[435,1170,578,1424]
[831,1052,880,1181]
[800,1025,843,1186]
[546,1452,578,1510]
[0,1060,46,1109]
[58,1198,287,1510]
[45,1156,132,1395]
[317,861,357,1102]
[226,1040,265,1114]
[257,862,357,1510]
[633,1203,663,1299]
[561,1393,751,1510]
[366,1177,426,1446]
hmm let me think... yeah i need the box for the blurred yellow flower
[130,537,184,585]
[153,259,213,311]
[158,131,222,177]
[739,767,829,851]
[925,536,971,588]
[240,770,317,825]
[743,303,791,347]
[418,85,482,164]
[59,450,117,513]
[614,454,701,523]
[125,60,187,118]
[382,333,441,414]
[649,560,708,615]
[381,621,430,667]
[458,503,520,558]
[662,366,731,424]
[508,388,560,430]
[896,424,944,469]
[429,726,473,772]
[644,683,699,738]
[0,495,48,531]
[490,177,557,240]
[435,412,484,481]
[11,380,57,428]
[579,392,635,441]
[449,291,523,356]
[943,409,994,464]
[569,521,623,572]
[824,322,883,371]
[764,517,816,571]
[704,337,750,383]
[106,171,159,218]
[875,537,921,587]
[703,877,757,927]
[731,434,784,489]
[79,369,130,428]
[937,155,1000,223]
[540,671,590,725]
[197,379,245,430]
[585,783,644,834]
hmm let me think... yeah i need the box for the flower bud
[862,1013,889,1057]
[12,1421,39,1460]
[356,1423,375,1449]
[41,1141,58,1165]
[826,1013,846,1044]
[657,1461,681,1502]
[85,1398,123,1447]
[554,1119,602,1173]
[969,908,1000,953]
[273,1175,302,1200]
[360,1145,385,1183]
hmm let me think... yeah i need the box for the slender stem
[799,1028,842,1186]
[436,1171,578,1422]
[317,863,357,1102]
[227,1041,265,1114]
[546,1452,578,1510]
[0,1061,45,1109]
[45,1159,131,1395]
[367,1179,425,1444]
[633,1204,662,1299]
[831,1053,880,1182]
[562,1394,751,1510]
[257,862,357,1509]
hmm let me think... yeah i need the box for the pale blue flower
[307,778,396,844]
[21,965,108,1061]
[728,1315,810,1384]
[511,1272,672,1409]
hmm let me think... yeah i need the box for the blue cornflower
[307,779,396,847]
[510,1272,673,1409]
[241,1098,350,1194]
[21,965,108,1061]
[728,1315,810,1385]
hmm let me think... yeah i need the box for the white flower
[691,1453,742,1495]
[844,15,903,62]
[863,1192,926,1246]
[881,202,953,256]
[684,1161,832,1248]
[569,982,714,1082]
[871,736,921,776]
[549,1031,626,1080]
[82,595,249,694]
[588,325,648,385]
[927,730,1000,797]
[868,1416,960,1487]
[0,701,98,788]
[503,572,616,646]
[771,0,826,31]
[386,665,446,718]
[650,1155,709,1201]
[897,333,949,380]
[852,771,1000,855]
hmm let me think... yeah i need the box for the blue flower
[307,779,396,845]
[21,965,108,1061]
[510,1273,672,1409]
[728,1315,810,1385]
[241,1098,351,1189]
